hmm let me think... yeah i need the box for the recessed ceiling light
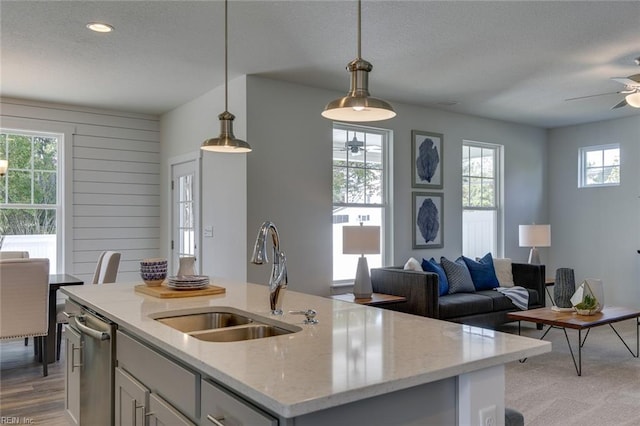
[86,22,114,33]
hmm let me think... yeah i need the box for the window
[332,123,391,282]
[579,144,620,188]
[1,129,62,272]
[462,141,503,259]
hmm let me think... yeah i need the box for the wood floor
[0,339,70,425]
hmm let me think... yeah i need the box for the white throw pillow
[403,257,422,271]
[493,258,514,287]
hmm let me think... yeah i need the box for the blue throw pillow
[421,258,449,296]
[441,256,476,294]
[462,253,500,291]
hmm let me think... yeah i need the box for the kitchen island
[62,279,549,425]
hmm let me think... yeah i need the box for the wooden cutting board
[134,283,226,298]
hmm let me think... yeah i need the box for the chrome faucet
[251,221,288,315]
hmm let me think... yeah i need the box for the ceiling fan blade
[564,92,620,101]
[611,75,640,86]
[611,99,628,109]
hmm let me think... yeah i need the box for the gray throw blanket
[495,286,529,310]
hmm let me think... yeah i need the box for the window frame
[578,143,620,188]
[332,122,393,284]
[462,140,504,258]
[1,118,73,272]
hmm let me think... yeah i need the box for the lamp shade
[343,225,380,255]
[625,92,640,108]
[201,111,251,153]
[518,224,551,247]
[322,58,396,122]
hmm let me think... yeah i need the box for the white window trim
[578,143,620,188]
[1,117,75,272]
[462,140,504,258]
[332,122,393,285]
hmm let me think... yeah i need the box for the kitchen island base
[62,281,546,426]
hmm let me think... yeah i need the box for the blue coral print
[416,138,439,183]
[417,198,439,243]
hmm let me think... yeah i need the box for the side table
[329,292,407,306]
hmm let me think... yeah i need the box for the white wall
[160,77,247,282]
[390,100,548,265]
[1,97,161,283]
[245,76,548,297]
[245,77,334,297]
[548,115,640,308]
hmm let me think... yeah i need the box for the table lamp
[343,224,380,299]
[518,224,550,264]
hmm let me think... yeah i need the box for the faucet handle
[289,309,318,324]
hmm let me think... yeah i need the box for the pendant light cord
[224,0,229,112]
[357,0,361,59]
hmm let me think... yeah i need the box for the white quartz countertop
[62,279,550,418]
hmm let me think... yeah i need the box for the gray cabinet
[114,367,148,426]
[148,393,195,426]
[115,366,195,426]
[116,330,278,426]
[116,330,197,425]
[64,325,81,426]
[201,379,277,426]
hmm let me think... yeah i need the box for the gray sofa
[370,263,546,329]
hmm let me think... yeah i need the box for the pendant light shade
[322,0,395,122]
[201,111,251,153]
[201,0,251,153]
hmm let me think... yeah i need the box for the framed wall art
[411,130,443,189]
[412,192,444,249]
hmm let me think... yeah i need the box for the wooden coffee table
[507,306,640,376]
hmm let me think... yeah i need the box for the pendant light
[201,0,251,153]
[322,0,395,122]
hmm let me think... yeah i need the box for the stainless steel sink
[189,324,293,342]
[151,308,301,342]
[155,312,253,332]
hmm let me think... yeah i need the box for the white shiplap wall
[0,98,161,283]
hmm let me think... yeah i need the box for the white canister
[177,256,196,276]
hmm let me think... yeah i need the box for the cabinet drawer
[201,379,277,426]
[116,331,198,419]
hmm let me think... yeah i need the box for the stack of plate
[167,275,209,290]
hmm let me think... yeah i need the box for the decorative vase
[177,256,196,277]
[554,268,575,308]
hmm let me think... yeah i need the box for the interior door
[171,159,200,276]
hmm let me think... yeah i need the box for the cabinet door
[148,393,195,426]
[64,325,81,426]
[115,367,149,426]
[201,379,277,426]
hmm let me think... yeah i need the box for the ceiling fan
[565,57,640,109]
[334,132,380,155]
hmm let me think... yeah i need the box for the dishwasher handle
[75,316,111,341]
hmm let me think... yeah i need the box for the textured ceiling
[1,0,639,128]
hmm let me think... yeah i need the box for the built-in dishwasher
[64,299,116,426]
